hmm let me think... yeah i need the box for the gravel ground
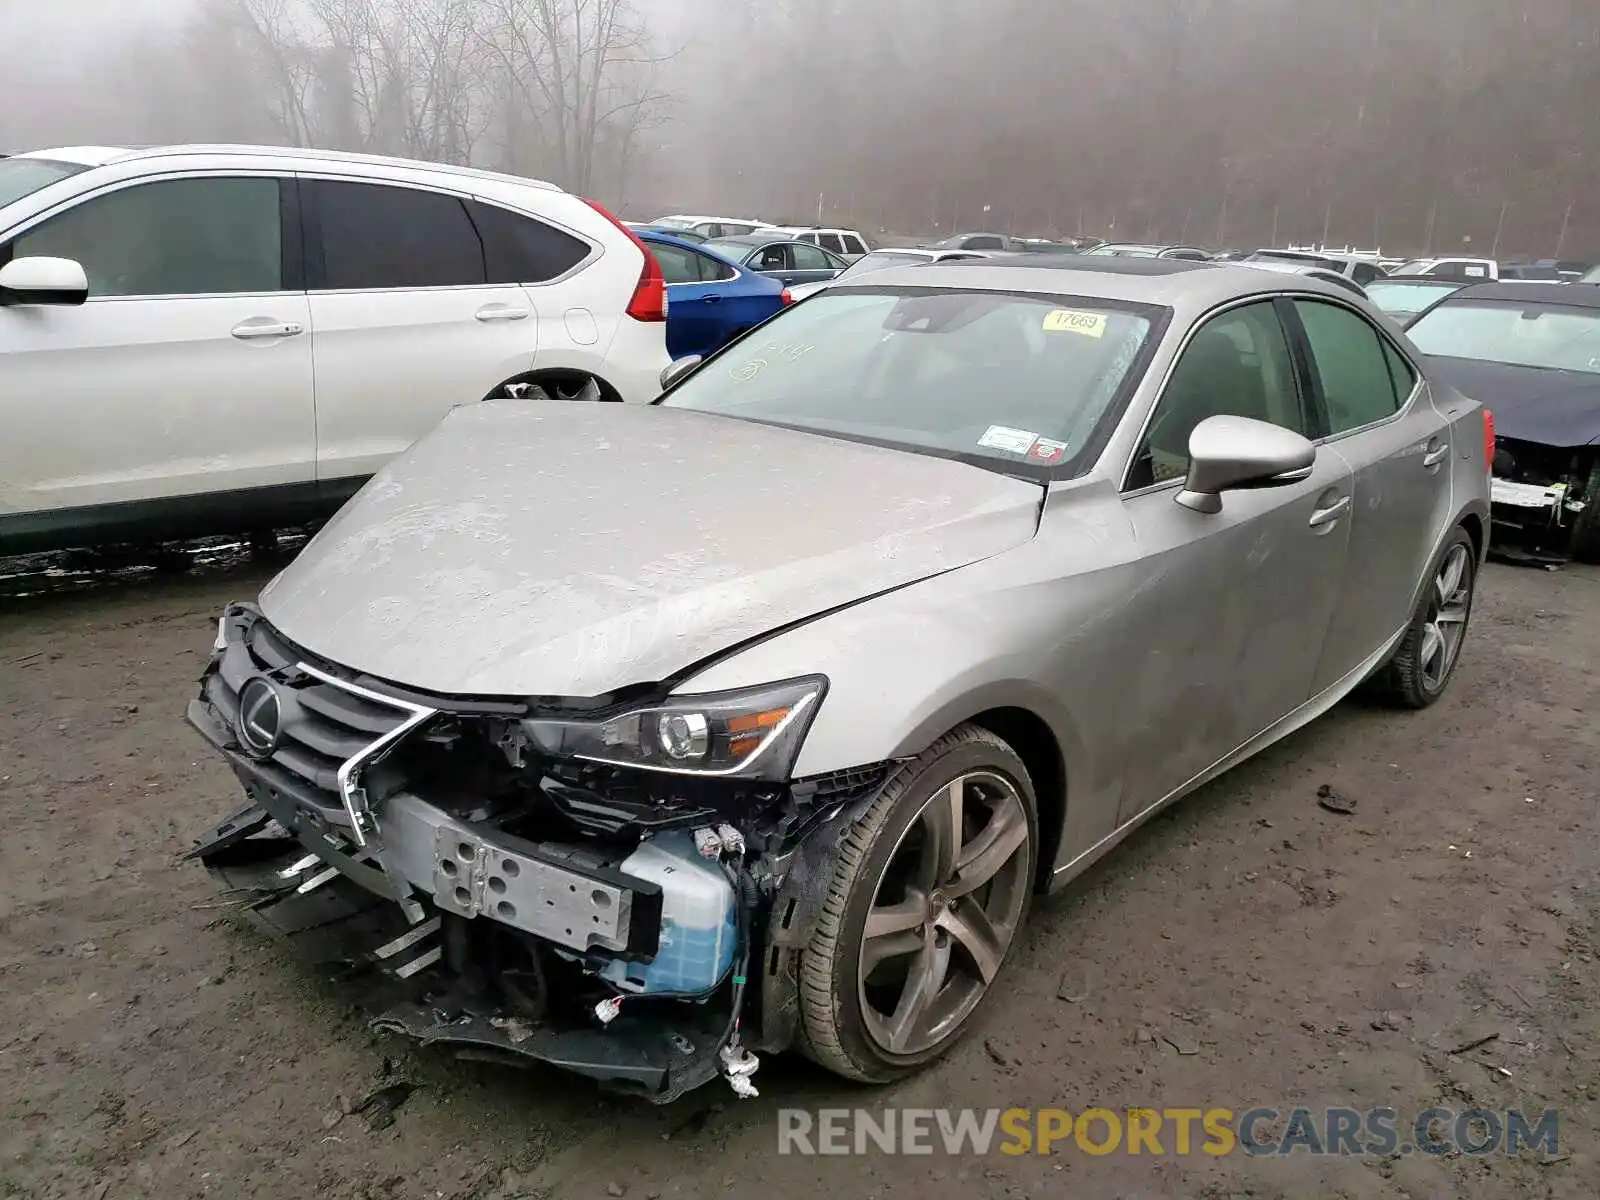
[1,555,1596,1199]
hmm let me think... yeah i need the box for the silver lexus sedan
[186,258,1492,1102]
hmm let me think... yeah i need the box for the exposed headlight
[520,677,826,780]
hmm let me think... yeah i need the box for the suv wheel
[495,372,604,403]
[1372,527,1477,708]
[798,725,1037,1082]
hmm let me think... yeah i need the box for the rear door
[303,178,542,493]
[653,239,738,357]
[1116,299,1353,825]
[1287,298,1455,692]
[0,173,314,527]
[785,242,846,285]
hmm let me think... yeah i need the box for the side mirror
[1176,414,1315,514]
[0,256,89,306]
[660,355,703,391]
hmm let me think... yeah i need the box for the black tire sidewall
[820,736,1039,1076]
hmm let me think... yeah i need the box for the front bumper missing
[189,800,725,1102]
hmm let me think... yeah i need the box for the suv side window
[1293,299,1405,433]
[1350,261,1382,286]
[471,201,588,283]
[11,176,283,297]
[842,235,867,256]
[314,180,484,290]
[819,233,845,253]
[966,235,1004,250]
[1128,301,1304,490]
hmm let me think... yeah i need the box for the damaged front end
[1490,439,1598,564]
[186,604,890,1103]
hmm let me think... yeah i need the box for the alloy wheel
[1420,542,1472,691]
[856,770,1032,1056]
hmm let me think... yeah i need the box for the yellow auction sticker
[1042,309,1108,338]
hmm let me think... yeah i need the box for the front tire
[1371,526,1477,709]
[798,725,1038,1082]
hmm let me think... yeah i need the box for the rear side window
[842,235,867,256]
[471,202,588,283]
[791,242,833,270]
[1382,341,1417,402]
[696,252,736,282]
[1294,300,1403,433]
[1351,262,1382,286]
[652,240,707,285]
[13,176,282,297]
[314,180,484,290]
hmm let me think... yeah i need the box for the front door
[1116,299,1352,823]
[0,173,314,534]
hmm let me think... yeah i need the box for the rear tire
[1371,527,1477,709]
[1568,458,1600,563]
[798,725,1037,1082]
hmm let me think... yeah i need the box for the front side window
[1130,301,1303,488]
[819,233,845,253]
[661,289,1156,476]
[314,180,484,290]
[1407,299,1600,375]
[1295,300,1404,433]
[753,244,791,271]
[12,176,281,297]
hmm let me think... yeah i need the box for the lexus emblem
[235,677,283,759]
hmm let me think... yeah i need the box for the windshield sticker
[978,425,1039,455]
[1042,309,1108,338]
[1028,438,1068,464]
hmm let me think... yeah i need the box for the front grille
[203,615,417,802]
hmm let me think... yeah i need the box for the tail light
[1483,408,1495,473]
[581,196,666,322]
[779,288,794,306]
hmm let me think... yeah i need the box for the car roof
[834,256,1376,315]
[24,143,562,191]
[1442,281,1600,308]
[1367,275,1462,287]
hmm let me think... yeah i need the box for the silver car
[186,257,1490,1102]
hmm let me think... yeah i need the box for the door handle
[1308,495,1351,527]
[702,293,722,304]
[1422,442,1449,469]
[475,305,530,322]
[231,320,303,339]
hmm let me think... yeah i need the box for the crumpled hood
[261,401,1041,697]
[1428,356,1600,447]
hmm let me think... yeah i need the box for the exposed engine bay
[1490,439,1599,564]
[186,604,890,1103]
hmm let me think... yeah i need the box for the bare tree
[477,0,671,192]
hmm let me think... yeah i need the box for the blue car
[638,232,790,359]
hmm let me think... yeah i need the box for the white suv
[0,145,670,554]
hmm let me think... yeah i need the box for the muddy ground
[0,553,1596,1199]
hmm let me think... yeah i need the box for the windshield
[1249,250,1336,269]
[649,216,694,230]
[1365,280,1463,314]
[659,288,1158,474]
[0,157,89,208]
[837,251,929,278]
[1085,244,1156,257]
[1407,300,1600,374]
